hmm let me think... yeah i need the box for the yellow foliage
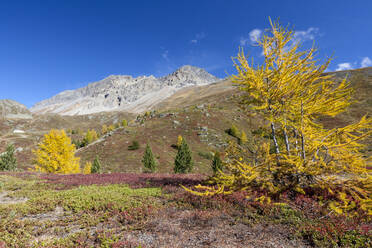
[101,125,108,135]
[177,135,183,148]
[239,131,248,144]
[184,19,372,216]
[83,162,92,174]
[33,129,80,174]
[108,125,115,132]
[84,129,98,144]
[122,119,128,127]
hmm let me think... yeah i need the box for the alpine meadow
[0,2,371,247]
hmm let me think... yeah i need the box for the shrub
[83,162,92,174]
[0,144,17,171]
[33,129,80,174]
[239,131,248,145]
[211,151,222,174]
[72,139,82,148]
[174,138,193,173]
[91,155,102,173]
[142,144,157,173]
[122,119,128,127]
[102,125,108,135]
[198,151,213,160]
[128,141,140,150]
[83,129,98,144]
[228,124,239,138]
[108,125,115,132]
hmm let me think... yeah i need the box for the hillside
[0,99,32,119]
[0,67,370,248]
[30,65,220,115]
[0,67,371,172]
[75,67,372,173]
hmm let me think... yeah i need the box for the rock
[0,100,32,119]
[197,132,207,136]
[30,66,220,115]
[15,147,24,153]
[13,129,25,134]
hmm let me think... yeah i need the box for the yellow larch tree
[239,131,248,145]
[33,129,81,174]
[101,125,108,135]
[84,129,98,144]
[184,19,372,215]
[83,161,92,174]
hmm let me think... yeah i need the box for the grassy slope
[0,67,371,172]
[77,67,372,173]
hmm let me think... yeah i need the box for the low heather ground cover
[0,172,370,247]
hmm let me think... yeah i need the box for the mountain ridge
[0,99,32,119]
[30,65,220,115]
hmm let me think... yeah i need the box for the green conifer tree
[174,138,193,173]
[91,155,102,173]
[142,144,157,173]
[0,144,17,171]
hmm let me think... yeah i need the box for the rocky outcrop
[0,99,32,119]
[30,65,220,115]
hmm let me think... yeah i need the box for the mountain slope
[30,65,220,115]
[0,99,32,119]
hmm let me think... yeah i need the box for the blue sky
[0,0,371,107]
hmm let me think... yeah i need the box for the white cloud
[292,27,319,44]
[336,62,353,71]
[239,37,249,46]
[161,50,169,61]
[361,57,372,68]
[249,29,262,43]
[240,28,262,46]
[190,32,206,44]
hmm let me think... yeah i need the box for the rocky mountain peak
[0,99,32,119]
[30,65,220,115]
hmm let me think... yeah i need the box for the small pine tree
[174,138,193,173]
[177,135,183,148]
[33,129,80,174]
[122,119,128,127]
[142,144,157,173]
[0,144,17,171]
[91,155,101,173]
[211,151,223,174]
[239,131,248,145]
[229,124,240,138]
[83,162,92,174]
